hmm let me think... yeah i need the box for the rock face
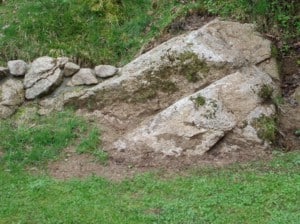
[70,68,98,86]
[57,19,273,107]
[7,60,28,76]
[0,19,281,159]
[24,56,63,99]
[95,65,118,78]
[113,67,276,156]
[0,78,24,118]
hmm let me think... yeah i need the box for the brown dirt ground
[48,137,273,182]
[278,55,300,151]
[48,12,299,182]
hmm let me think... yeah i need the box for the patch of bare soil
[278,54,300,151]
[48,141,273,181]
[49,147,139,181]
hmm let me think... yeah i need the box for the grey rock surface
[71,68,98,86]
[1,19,280,157]
[7,60,28,76]
[57,57,69,68]
[95,65,118,78]
[24,56,64,99]
[113,67,276,156]
[25,68,63,100]
[64,62,80,77]
[0,78,24,118]
[57,19,273,107]
[24,56,56,89]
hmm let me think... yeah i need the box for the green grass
[0,0,189,66]
[0,109,104,170]
[253,115,278,144]
[0,151,299,223]
[1,0,298,66]
[76,127,108,164]
[0,1,299,223]
[0,110,298,223]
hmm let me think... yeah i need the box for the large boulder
[24,56,63,99]
[47,19,273,110]
[29,19,276,124]
[0,78,25,118]
[113,67,277,155]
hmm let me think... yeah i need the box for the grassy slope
[1,0,298,66]
[0,0,186,66]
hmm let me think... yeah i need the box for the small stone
[63,62,80,77]
[0,105,15,118]
[24,56,56,89]
[7,60,28,76]
[1,78,24,106]
[94,65,118,78]
[0,78,25,118]
[25,68,63,100]
[71,68,98,86]
[57,57,69,68]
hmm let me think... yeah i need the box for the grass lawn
[0,0,299,223]
[0,152,299,223]
[0,110,299,223]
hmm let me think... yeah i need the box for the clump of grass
[272,94,285,107]
[253,115,278,143]
[191,94,206,108]
[77,127,108,164]
[258,84,274,102]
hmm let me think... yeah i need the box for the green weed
[191,94,206,108]
[258,84,274,102]
[253,115,278,144]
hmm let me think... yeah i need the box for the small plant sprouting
[191,95,206,108]
[253,115,278,144]
[294,129,300,137]
[258,84,273,102]
[272,95,284,107]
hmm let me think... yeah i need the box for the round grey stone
[94,65,118,78]
[7,60,28,76]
